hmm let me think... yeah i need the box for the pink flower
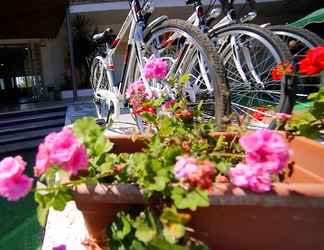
[126,80,146,99]
[239,130,289,173]
[161,99,176,111]
[61,144,88,175]
[144,57,168,80]
[229,163,272,193]
[0,156,33,201]
[0,156,25,180]
[53,245,66,250]
[0,175,33,201]
[275,113,292,122]
[188,160,216,190]
[174,156,215,190]
[34,128,89,176]
[174,156,199,180]
[34,143,51,177]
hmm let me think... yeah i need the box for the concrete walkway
[42,100,137,250]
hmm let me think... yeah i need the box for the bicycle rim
[140,19,228,126]
[211,24,294,129]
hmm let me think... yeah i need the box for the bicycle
[205,1,324,105]
[159,0,293,129]
[90,0,229,132]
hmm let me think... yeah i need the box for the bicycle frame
[187,0,260,85]
[93,0,153,119]
[93,0,217,124]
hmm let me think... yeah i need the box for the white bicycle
[90,0,229,131]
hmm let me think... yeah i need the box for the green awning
[290,8,324,28]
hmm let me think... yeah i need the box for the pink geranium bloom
[126,80,146,99]
[275,113,292,122]
[239,130,289,173]
[61,144,89,175]
[0,156,25,179]
[0,175,33,201]
[229,163,272,193]
[174,156,215,190]
[174,156,199,180]
[161,99,176,111]
[34,128,89,176]
[144,57,168,80]
[49,128,81,164]
[34,143,51,177]
[53,245,66,250]
[0,156,33,201]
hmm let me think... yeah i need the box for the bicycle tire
[268,25,324,48]
[269,25,324,99]
[209,23,295,128]
[136,19,230,128]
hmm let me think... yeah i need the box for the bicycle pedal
[96,119,106,126]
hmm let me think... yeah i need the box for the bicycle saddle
[92,28,117,46]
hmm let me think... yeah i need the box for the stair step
[0,105,67,120]
[0,119,65,136]
[0,111,66,128]
[0,127,62,146]
[0,138,43,154]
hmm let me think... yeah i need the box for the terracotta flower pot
[73,134,324,250]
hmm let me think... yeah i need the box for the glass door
[0,43,42,104]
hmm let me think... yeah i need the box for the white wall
[40,20,68,88]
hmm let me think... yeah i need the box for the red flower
[252,107,267,121]
[133,106,156,116]
[299,46,324,76]
[271,62,294,81]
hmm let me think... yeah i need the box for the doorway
[0,44,40,104]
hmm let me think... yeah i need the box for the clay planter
[73,134,324,250]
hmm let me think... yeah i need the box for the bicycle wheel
[268,25,324,101]
[133,19,229,128]
[210,24,294,129]
[90,56,115,125]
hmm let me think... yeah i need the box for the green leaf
[110,212,132,240]
[171,187,209,211]
[52,189,73,211]
[135,220,156,243]
[159,117,175,137]
[94,135,114,156]
[43,165,60,182]
[130,240,146,250]
[148,239,187,250]
[216,162,232,174]
[162,146,182,166]
[134,210,157,244]
[160,207,191,225]
[163,223,185,244]
[36,204,50,227]
[147,175,169,192]
[142,112,157,123]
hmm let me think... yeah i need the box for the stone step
[0,111,66,128]
[0,127,62,146]
[0,119,65,136]
[0,138,43,154]
[0,105,67,121]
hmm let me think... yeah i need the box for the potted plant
[1,47,324,250]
